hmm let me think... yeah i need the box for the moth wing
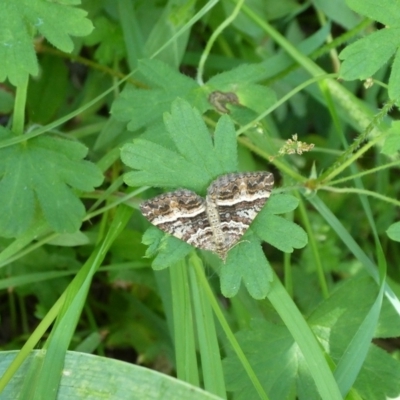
[207,172,274,249]
[140,189,217,253]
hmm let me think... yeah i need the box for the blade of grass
[189,254,226,398]
[267,271,342,400]
[17,205,132,399]
[170,257,199,386]
[192,258,270,400]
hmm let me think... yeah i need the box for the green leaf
[27,55,69,124]
[386,221,400,242]
[163,100,224,177]
[0,350,225,399]
[223,318,315,400]
[381,121,400,155]
[265,194,300,214]
[121,98,237,192]
[389,48,400,102]
[47,231,90,247]
[0,0,93,86]
[143,0,195,67]
[142,227,192,270]
[206,64,277,115]
[111,59,203,131]
[122,139,209,190]
[223,275,400,400]
[339,28,400,80]
[0,129,103,237]
[346,0,400,26]
[213,115,238,173]
[252,195,308,253]
[122,98,286,298]
[83,16,125,65]
[313,0,361,30]
[0,87,14,114]
[339,0,400,99]
[220,231,273,299]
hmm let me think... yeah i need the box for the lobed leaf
[111,59,201,131]
[121,98,238,193]
[346,0,400,27]
[142,226,192,270]
[220,232,273,299]
[0,130,103,237]
[339,28,400,80]
[0,0,92,86]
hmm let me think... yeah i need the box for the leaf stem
[236,73,338,136]
[328,160,400,186]
[318,186,400,207]
[196,0,245,85]
[12,75,29,135]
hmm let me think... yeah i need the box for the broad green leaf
[346,0,400,26]
[0,128,103,237]
[386,221,400,242]
[163,100,223,177]
[264,194,300,214]
[122,138,209,190]
[309,275,395,398]
[121,98,237,192]
[254,215,307,253]
[0,345,225,397]
[0,0,93,86]
[354,345,400,399]
[339,1,400,100]
[339,28,400,80]
[223,318,314,400]
[213,115,238,173]
[220,231,273,299]
[252,195,307,253]
[111,59,203,131]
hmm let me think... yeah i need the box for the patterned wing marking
[207,172,274,251]
[140,171,274,261]
[140,189,217,253]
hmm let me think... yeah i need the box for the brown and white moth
[140,172,274,261]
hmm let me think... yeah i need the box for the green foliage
[339,0,400,100]
[0,0,399,399]
[223,275,400,400]
[120,98,236,190]
[0,350,223,400]
[387,221,400,242]
[122,98,305,298]
[0,128,103,237]
[0,0,93,85]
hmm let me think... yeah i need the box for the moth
[140,172,274,261]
